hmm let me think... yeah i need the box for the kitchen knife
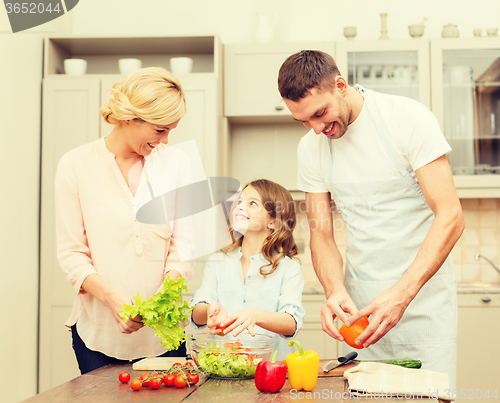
[322,351,358,373]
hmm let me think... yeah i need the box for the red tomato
[172,363,182,367]
[130,379,142,391]
[163,373,176,387]
[118,371,130,383]
[150,378,162,389]
[187,373,199,385]
[174,375,187,388]
[215,323,227,332]
[183,362,193,368]
[139,372,150,387]
[339,316,370,349]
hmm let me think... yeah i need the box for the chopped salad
[196,341,263,378]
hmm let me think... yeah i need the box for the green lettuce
[119,276,192,350]
[198,350,262,378]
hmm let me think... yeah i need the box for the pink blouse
[55,138,194,359]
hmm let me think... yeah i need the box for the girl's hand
[223,309,259,337]
[102,290,144,334]
[207,302,228,335]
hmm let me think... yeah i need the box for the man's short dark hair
[278,50,341,102]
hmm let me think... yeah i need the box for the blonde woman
[55,67,194,374]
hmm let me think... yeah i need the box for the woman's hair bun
[99,67,186,126]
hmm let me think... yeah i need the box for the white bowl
[408,24,425,38]
[170,57,193,75]
[118,58,142,76]
[343,26,357,40]
[486,28,498,37]
[64,59,87,76]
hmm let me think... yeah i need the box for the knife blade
[322,351,358,372]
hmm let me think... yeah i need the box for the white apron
[329,86,457,388]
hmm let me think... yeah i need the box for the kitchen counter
[22,363,438,403]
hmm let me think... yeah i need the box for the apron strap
[354,85,410,178]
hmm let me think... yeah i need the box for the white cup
[119,58,142,76]
[170,57,193,75]
[64,59,87,76]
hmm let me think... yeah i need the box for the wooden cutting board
[317,359,359,377]
[132,357,187,370]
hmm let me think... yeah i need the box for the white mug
[119,58,142,76]
[170,57,193,75]
[64,59,87,76]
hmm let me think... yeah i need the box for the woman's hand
[102,289,144,334]
[222,309,259,337]
[206,302,228,335]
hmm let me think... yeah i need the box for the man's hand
[206,302,228,335]
[222,309,260,337]
[321,288,358,342]
[346,284,411,348]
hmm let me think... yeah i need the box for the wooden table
[23,363,438,403]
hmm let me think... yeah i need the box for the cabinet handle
[275,105,284,111]
[481,297,491,303]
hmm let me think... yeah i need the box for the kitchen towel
[343,362,453,401]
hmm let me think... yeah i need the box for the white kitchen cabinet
[457,292,500,402]
[297,295,340,359]
[224,41,335,120]
[431,38,500,198]
[335,39,431,108]
[39,35,223,391]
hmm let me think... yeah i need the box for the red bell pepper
[254,349,287,393]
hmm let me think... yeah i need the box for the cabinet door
[335,40,431,108]
[39,78,101,391]
[457,301,500,401]
[224,42,335,117]
[168,75,219,177]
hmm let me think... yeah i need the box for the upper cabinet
[430,38,500,197]
[335,39,431,108]
[224,41,335,121]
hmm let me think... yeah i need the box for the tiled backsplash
[293,199,500,288]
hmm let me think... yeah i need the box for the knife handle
[339,351,358,363]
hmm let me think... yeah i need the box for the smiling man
[278,50,464,388]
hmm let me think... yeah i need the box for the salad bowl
[186,332,274,379]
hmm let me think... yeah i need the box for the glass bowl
[186,331,274,379]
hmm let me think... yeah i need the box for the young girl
[190,179,305,360]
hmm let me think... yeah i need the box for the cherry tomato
[215,323,227,332]
[163,373,176,387]
[172,363,182,367]
[139,372,150,387]
[187,373,199,385]
[183,362,193,368]
[130,379,142,391]
[150,378,162,389]
[339,316,370,349]
[118,371,130,383]
[174,375,187,388]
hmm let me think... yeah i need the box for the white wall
[69,0,499,43]
[0,5,70,403]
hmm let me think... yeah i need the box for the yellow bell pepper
[286,339,319,391]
